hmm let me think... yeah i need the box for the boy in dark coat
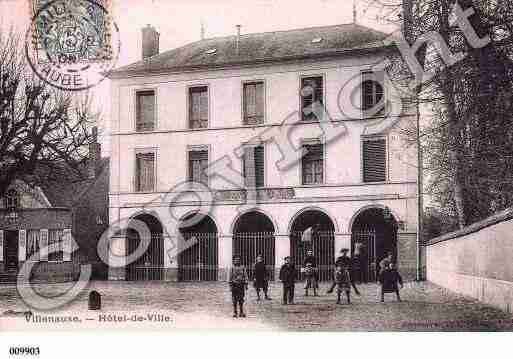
[229,255,249,317]
[379,262,403,302]
[279,256,296,305]
[327,248,361,295]
[334,263,353,304]
[253,254,271,301]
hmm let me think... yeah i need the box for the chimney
[142,24,160,60]
[88,127,101,179]
[235,24,241,55]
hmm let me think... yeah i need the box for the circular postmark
[25,0,120,91]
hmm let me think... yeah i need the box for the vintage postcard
[0,0,512,356]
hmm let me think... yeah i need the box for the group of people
[228,250,403,318]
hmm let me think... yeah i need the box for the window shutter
[243,147,256,188]
[27,230,40,261]
[189,87,208,128]
[254,146,265,188]
[63,229,72,262]
[136,91,155,131]
[244,82,264,125]
[302,143,323,184]
[136,153,155,192]
[18,229,26,262]
[40,229,48,261]
[363,139,386,182]
[189,150,208,184]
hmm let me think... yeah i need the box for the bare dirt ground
[1,280,512,331]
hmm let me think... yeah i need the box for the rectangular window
[189,86,208,129]
[135,153,155,192]
[136,90,156,132]
[188,149,209,185]
[361,72,384,116]
[243,82,264,125]
[48,229,63,262]
[242,146,265,188]
[302,143,323,185]
[27,230,40,261]
[362,138,386,182]
[301,76,323,121]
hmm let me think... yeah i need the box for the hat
[284,256,291,260]
[340,248,349,253]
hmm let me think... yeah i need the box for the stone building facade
[108,23,419,282]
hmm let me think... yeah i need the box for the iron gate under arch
[126,232,164,281]
[290,230,335,282]
[178,232,218,281]
[232,232,275,281]
[351,229,377,282]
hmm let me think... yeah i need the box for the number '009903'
[9,347,40,356]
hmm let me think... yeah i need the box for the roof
[110,23,391,78]
[41,158,109,208]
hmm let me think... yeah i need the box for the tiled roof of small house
[110,23,390,78]
[41,158,109,208]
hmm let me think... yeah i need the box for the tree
[0,30,98,198]
[369,0,513,229]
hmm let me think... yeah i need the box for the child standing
[229,255,249,317]
[334,264,355,304]
[253,254,271,301]
[303,263,318,296]
[279,256,296,305]
[379,262,403,302]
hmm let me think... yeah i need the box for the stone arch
[287,206,339,234]
[230,207,279,235]
[125,212,164,281]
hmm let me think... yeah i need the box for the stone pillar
[18,229,27,263]
[108,234,126,280]
[335,233,351,258]
[218,234,233,281]
[163,235,178,281]
[274,234,290,280]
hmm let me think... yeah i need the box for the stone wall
[426,208,513,313]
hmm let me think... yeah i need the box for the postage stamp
[25,0,119,91]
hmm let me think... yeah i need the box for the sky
[0,0,397,155]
